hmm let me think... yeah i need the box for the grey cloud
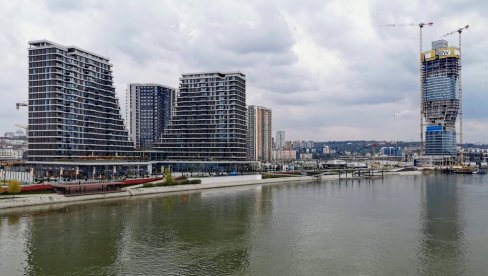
[42,0,92,12]
[0,0,487,142]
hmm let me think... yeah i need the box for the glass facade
[126,84,174,149]
[425,126,457,156]
[27,40,133,161]
[422,40,460,156]
[154,72,247,161]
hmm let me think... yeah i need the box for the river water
[1,174,488,275]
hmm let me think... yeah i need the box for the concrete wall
[0,175,314,209]
[191,174,261,185]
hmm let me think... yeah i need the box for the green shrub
[7,180,22,198]
[162,182,176,186]
[176,179,190,185]
[164,168,175,185]
[189,179,201,184]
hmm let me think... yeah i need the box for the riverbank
[0,175,315,210]
[0,170,424,210]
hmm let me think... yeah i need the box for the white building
[0,148,23,160]
[275,130,285,150]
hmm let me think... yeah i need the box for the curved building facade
[154,72,247,161]
[27,40,133,161]
[421,40,460,156]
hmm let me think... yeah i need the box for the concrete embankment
[0,175,317,210]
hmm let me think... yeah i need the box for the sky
[1,0,487,142]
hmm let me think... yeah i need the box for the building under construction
[421,40,460,165]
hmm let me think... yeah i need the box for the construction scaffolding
[421,40,460,158]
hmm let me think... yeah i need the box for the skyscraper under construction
[421,40,460,158]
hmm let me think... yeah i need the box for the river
[1,174,487,275]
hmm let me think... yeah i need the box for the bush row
[142,178,201,188]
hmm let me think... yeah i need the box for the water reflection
[14,186,264,275]
[1,176,486,275]
[24,202,128,275]
[417,175,467,275]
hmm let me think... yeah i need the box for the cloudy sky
[1,0,487,142]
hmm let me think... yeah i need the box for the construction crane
[381,22,434,166]
[442,25,469,166]
[15,102,28,133]
[371,143,377,169]
[16,102,27,110]
[14,124,27,130]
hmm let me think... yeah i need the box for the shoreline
[0,171,422,210]
[0,175,313,210]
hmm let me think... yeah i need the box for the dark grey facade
[27,40,133,161]
[126,84,175,149]
[154,72,247,161]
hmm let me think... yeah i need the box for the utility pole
[442,25,469,165]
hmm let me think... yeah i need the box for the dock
[52,182,125,196]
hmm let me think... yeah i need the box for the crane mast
[442,25,469,165]
[382,22,433,166]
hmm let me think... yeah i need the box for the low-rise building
[273,150,297,161]
[300,153,313,160]
[0,148,24,160]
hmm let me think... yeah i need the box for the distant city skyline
[1,0,488,142]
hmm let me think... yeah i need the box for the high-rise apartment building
[154,72,247,160]
[421,40,460,156]
[247,105,272,162]
[126,84,175,149]
[27,40,133,161]
[275,130,285,150]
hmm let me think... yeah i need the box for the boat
[451,166,478,174]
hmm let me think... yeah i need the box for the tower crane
[441,25,469,165]
[381,22,434,166]
[16,102,27,110]
[371,143,377,170]
[15,101,28,132]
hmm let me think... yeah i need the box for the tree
[7,180,21,198]
[164,168,174,185]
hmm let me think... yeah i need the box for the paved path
[0,176,317,209]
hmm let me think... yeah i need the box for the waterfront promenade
[0,170,423,210]
[0,175,314,209]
